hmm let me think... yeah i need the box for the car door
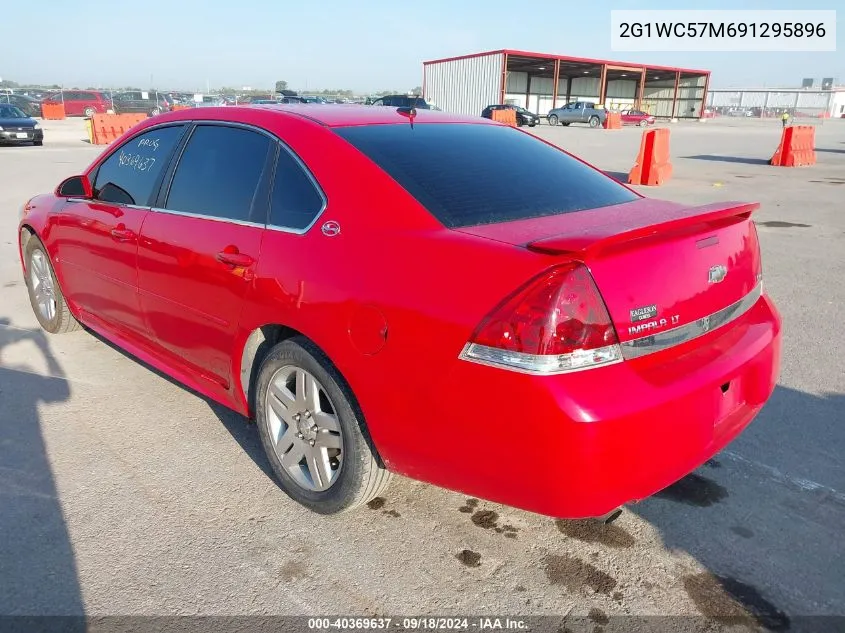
[136,123,274,389]
[574,103,586,122]
[60,92,81,116]
[126,92,144,113]
[52,124,187,339]
[558,103,574,123]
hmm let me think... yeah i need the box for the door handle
[216,250,255,268]
[110,227,135,241]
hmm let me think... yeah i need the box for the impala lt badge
[321,221,341,237]
[708,264,728,284]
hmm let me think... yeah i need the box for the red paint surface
[19,106,780,518]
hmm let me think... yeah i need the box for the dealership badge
[630,304,658,322]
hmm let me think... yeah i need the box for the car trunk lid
[454,198,762,344]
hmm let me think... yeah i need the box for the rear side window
[93,125,185,206]
[165,125,272,222]
[335,123,638,228]
[269,147,324,230]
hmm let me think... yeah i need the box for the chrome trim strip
[147,206,264,228]
[458,342,624,376]
[620,282,763,360]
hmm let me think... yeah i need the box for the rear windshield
[335,123,638,228]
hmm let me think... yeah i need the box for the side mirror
[56,175,92,199]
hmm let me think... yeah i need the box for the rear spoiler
[526,201,759,255]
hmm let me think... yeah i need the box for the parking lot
[1,116,843,629]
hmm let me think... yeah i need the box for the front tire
[34,140,43,146]
[639,119,648,127]
[24,236,80,334]
[548,114,558,126]
[150,107,161,116]
[83,107,96,118]
[255,337,392,514]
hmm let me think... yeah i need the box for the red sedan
[621,109,656,126]
[17,105,781,519]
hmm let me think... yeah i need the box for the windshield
[0,105,27,118]
[336,123,638,228]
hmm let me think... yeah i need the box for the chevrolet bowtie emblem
[708,264,728,284]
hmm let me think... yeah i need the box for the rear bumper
[407,293,781,518]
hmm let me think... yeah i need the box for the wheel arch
[238,323,386,467]
[19,224,36,274]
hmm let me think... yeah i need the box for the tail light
[460,263,622,374]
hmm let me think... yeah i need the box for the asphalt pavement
[1,117,843,630]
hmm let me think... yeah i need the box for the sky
[2,0,841,92]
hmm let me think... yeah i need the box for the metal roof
[423,49,710,76]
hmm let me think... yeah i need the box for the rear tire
[255,337,392,514]
[548,114,558,126]
[589,116,600,128]
[24,236,80,334]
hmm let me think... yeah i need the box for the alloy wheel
[29,249,56,322]
[264,365,343,491]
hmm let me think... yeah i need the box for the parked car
[0,104,43,145]
[0,94,42,118]
[193,96,227,108]
[40,90,111,117]
[369,95,432,109]
[727,108,754,117]
[17,106,781,520]
[481,104,540,127]
[620,109,656,127]
[547,101,608,128]
[112,91,172,116]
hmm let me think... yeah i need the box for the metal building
[706,88,845,119]
[423,49,710,118]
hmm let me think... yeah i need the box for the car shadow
[626,385,844,629]
[0,318,86,628]
[682,155,772,165]
[84,329,276,482]
[815,148,845,154]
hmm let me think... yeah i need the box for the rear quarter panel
[232,118,557,474]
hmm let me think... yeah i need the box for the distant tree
[0,79,20,88]
[275,80,288,93]
[410,86,422,96]
[50,84,61,89]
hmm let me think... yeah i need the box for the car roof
[230,104,489,127]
